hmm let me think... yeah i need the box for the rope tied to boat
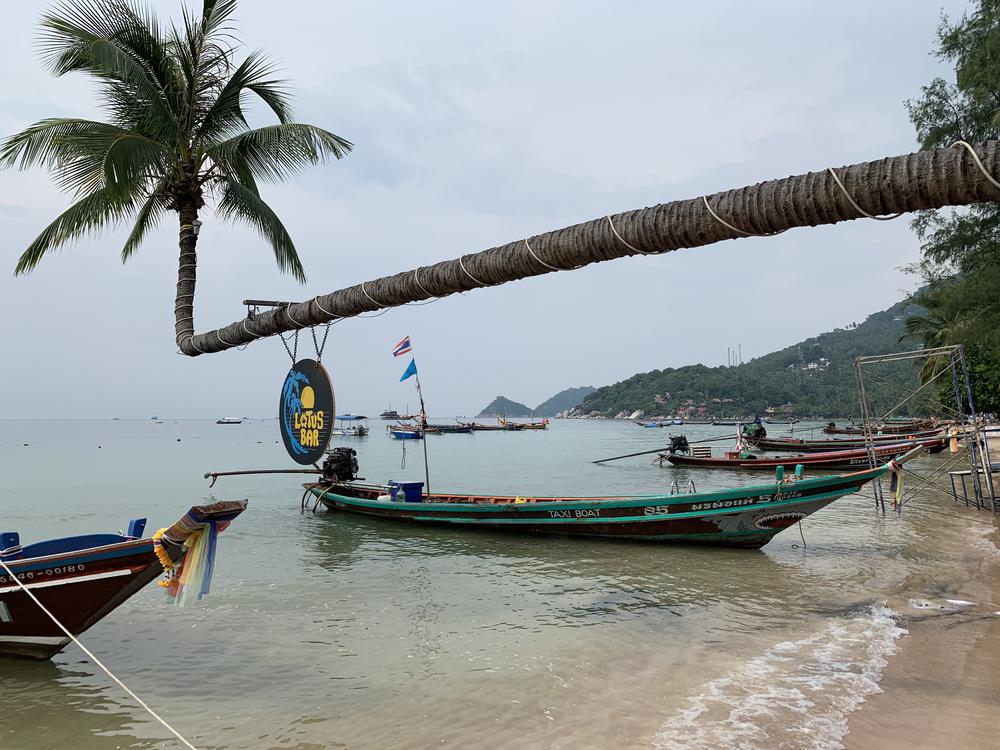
[0,555,202,750]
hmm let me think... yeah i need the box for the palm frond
[102,132,169,200]
[247,77,293,124]
[2,118,168,199]
[15,187,135,274]
[201,0,239,38]
[0,118,124,170]
[40,2,182,143]
[196,51,288,141]
[216,178,305,282]
[206,123,352,183]
[121,187,168,261]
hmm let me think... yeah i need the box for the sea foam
[653,605,905,750]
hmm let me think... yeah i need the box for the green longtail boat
[308,448,922,549]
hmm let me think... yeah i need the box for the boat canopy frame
[854,345,996,513]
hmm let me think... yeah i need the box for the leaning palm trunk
[180,140,1000,356]
[175,206,200,350]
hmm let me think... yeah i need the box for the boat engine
[322,447,359,483]
[668,434,690,454]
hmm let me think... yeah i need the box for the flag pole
[413,367,431,496]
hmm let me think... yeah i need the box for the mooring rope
[0,557,200,749]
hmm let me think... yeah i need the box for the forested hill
[575,298,921,418]
[534,386,596,416]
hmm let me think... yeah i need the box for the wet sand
[846,524,1000,749]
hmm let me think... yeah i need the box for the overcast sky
[0,0,969,419]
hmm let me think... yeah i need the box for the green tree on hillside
[905,0,1000,407]
[1,0,351,355]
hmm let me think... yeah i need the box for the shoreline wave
[653,604,905,750]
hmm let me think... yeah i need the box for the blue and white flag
[392,336,412,358]
[400,358,418,382]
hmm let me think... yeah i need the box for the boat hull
[0,540,165,660]
[664,440,944,470]
[311,468,884,548]
[753,431,945,452]
[0,500,248,660]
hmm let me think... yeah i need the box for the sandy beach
[847,524,1000,749]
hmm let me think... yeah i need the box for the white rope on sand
[0,557,200,749]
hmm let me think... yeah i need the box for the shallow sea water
[0,418,996,749]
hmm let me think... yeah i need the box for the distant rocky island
[476,386,596,418]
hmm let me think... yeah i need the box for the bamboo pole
[178,141,1000,356]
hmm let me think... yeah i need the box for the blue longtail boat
[307,449,921,548]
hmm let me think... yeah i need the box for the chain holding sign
[279,359,335,465]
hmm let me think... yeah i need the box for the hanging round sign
[278,358,335,465]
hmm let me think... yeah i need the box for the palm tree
[901,286,964,382]
[1,0,351,354]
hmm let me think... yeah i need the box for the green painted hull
[311,465,888,548]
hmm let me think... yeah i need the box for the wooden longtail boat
[428,424,474,434]
[458,421,506,431]
[499,418,549,430]
[752,429,945,452]
[308,452,919,548]
[391,422,473,436]
[822,419,937,435]
[0,500,246,660]
[662,439,946,470]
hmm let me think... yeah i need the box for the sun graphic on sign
[300,386,315,410]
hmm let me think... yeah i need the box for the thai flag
[392,336,412,358]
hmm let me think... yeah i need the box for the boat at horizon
[388,424,423,439]
[0,500,247,660]
[216,416,243,424]
[457,420,506,431]
[332,414,369,437]
[499,417,549,431]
